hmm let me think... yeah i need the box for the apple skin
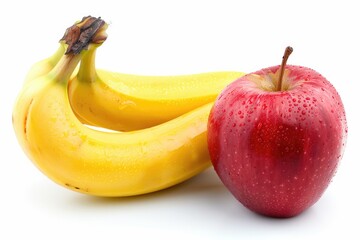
[207,65,347,218]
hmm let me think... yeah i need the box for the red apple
[207,47,347,218]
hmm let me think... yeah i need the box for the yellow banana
[68,46,244,131]
[13,16,212,197]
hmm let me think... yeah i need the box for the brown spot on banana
[65,183,88,192]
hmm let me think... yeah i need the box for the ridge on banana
[12,16,212,197]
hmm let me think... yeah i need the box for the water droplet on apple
[301,110,306,115]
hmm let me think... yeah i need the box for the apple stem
[277,46,293,91]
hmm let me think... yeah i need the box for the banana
[13,16,212,197]
[68,46,244,131]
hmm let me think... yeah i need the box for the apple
[207,47,347,218]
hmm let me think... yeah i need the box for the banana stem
[78,46,98,83]
[60,16,107,55]
[50,54,83,83]
[49,16,108,83]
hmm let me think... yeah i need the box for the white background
[1,0,359,239]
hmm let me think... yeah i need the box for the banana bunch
[12,16,244,196]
